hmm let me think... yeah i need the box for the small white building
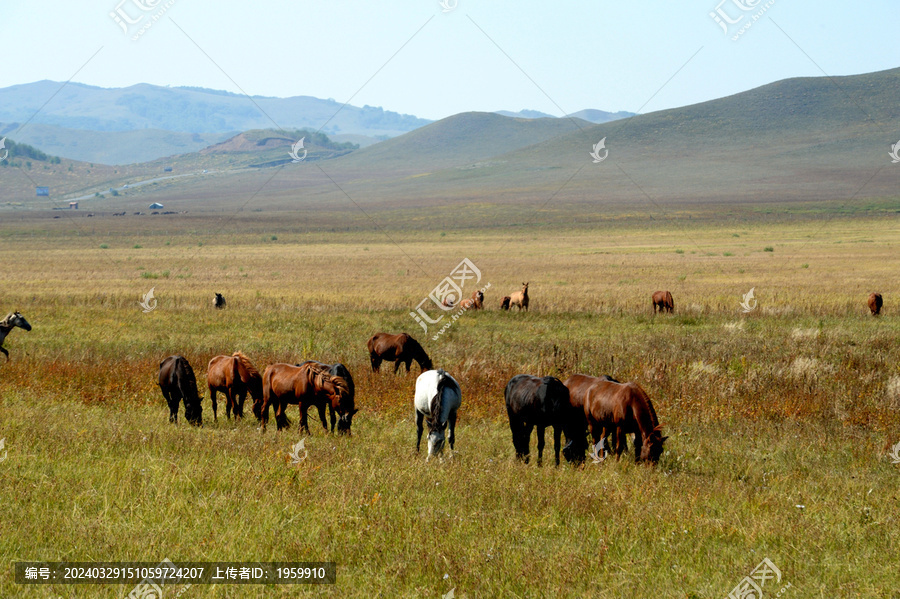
[148,203,164,209]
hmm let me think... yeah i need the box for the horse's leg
[405,359,412,373]
[614,426,627,460]
[416,411,424,452]
[553,425,562,466]
[162,389,177,423]
[370,354,380,372]
[226,388,233,420]
[633,431,643,462]
[235,389,245,419]
[536,425,546,467]
[448,410,457,451]
[316,402,328,432]
[1,345,8,361]
[209,388,218,422]
[393,360,401,375]
[329,403,337,434]
[300,404,311,435]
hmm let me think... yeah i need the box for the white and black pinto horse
[414,369,461,459]
[0,311,31,362]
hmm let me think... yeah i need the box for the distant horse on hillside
[260,362,355,434]
[509,282,529,311]
[652,290,674,314]
[214,293,226,309]
[158,355,203,426]
[583,378,666,463]
[297,360,356,434]
[504,374,580,466]
[207,351,263,420]
[414,369,462,459]
[562,373,621,462]
[367,332,433,374]
[0,311,31,362]
[868,292,883,316]
[499,296,511,310]
[459,290,484,310]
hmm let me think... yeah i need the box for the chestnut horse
[504,374,581,466]
[868,293,883,316]
[0,311,31,362]
[158,355,203,426]
[499,296,511,310]
[459,290,484,310]
[652,290,674,314]
[260,362,355,434]
[562,373,621,462]
[296,360,356,434]
[367,332,433,374]
[207,351,263,421]
[509,282,529,311]
[583,378,666,463]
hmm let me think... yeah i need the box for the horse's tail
[666,291,674,310]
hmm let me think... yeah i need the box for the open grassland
[1,212,899,597]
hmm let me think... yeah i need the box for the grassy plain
[1,209,899,598]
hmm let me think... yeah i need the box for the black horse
[504,374,581,466]
[158,355,203,426]
[296,360,356,434]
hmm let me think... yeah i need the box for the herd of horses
[154,330,667,466]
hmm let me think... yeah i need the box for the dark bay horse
[207,351,263,420]
[214,293,226,309]
[868,292,883,316]
[261,362,355,434]
[367,332,433,374]
[158,355,203,426]
[509,282,529,311]
[562,373,621,462]
[414,369,462,459]
[0,311,31,362]
[297,360,356,434]
[652,290,674,314]
[583,378,667,463]
[504,374,580,466]
[499,296,511,310]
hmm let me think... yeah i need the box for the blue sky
[0,0,897,121]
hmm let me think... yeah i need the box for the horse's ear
[661,436,669,444]
[352,408,359,415]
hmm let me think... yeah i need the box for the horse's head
[6,311,31,331]
[336,408,359,436]
[322,374,355,435]
[185,396,203,427]
[640,426,667,463]
[427,419,447,457]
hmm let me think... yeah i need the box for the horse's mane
[232,351,261,380]
[305,363,351,401]
[429,369,450,425]
[177,357,201,399]
[0,313,16,328]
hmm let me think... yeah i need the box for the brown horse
[499,296,511,310]
[296,360,356,434]
[583,378,666,463]
[562,373,621,461]
[260,362,355,434]
[207,351,263,421]
[509,282,529,311]
[0,311,31,362]
[459,289,484,310]
[652,290,674,314]
[367,332,433,374]
[158,355,203,426]
[868,293,883,316]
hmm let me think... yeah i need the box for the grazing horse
[509,282,529,311]
[504,374,579,466]
[297,360,356,434]
[414,369,462,459]
[0,311,31,362]
[652,290,674,314]
[260,362,355,434]
[158,355,203,426]
[583,378,667,463]
[459,290,484,310]
[441,297,455,308]
[214,293,226,309]
[367,332,433,374]
[561,373,621,462]
[868,293,883,316]
[207,351,263,421]
[499,296,511,310]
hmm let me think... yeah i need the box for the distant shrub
[764,246,774,252]
[675,249,684,254]
[133,244,142,249]
[723,252,734,256]
[99,244,109,249]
